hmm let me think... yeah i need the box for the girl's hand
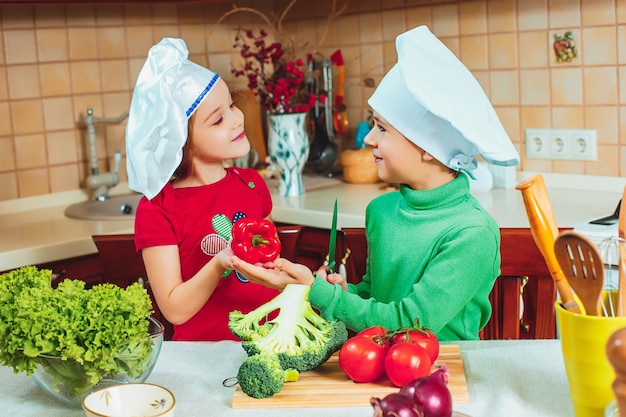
[231,256,315,289]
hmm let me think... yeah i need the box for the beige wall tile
[124,4,152,26]
[153,4,179,25]
[551,67,583,105]
[549,29,580,67]
[581,0,616,26]
[552,106,584,128]
[335,15,360,46]
[35,5,65,27]
[0,172,18,200]
[521,105,552,128]
[553,159,585,175]
[406,6,432,29]
[487,0,517,33]
[495,107,521,142]
[360,43,384,77]
[520,69,550,105]
[40,62,72,97]
[621,107,626,145]
[0,102,11,136]
[68,27,98,60]
[153,26,181,43]
[65,5,96,27]
[619,26,626,65]
[619,0,626,23]
[1,6,34,29]
[584,67,618,105]
[582,26,617,66]
[47,130,79,165]
[432,4,459,37]
[97,27,127,59]
[126,26,155,58]
[49,164,80,193]
[549,0,581,29]
[0,137,16,171]
[17,168,49,197]
[489,33,518,69]
[0,67,6,101]
[587,145,619,176]
[518,0,548,31]
[70,61,102,94]
[519,31,550,68]
[382,10,407,42]
[36,28,69,62]
[42,97,75,131]
[618,67,626,104]
[179,24,207,55]
[95,4,125,26]
[15,133,46,169]
[100,59,130,93]
[459,1,487,35]
[11,100,44,135]
[4,30,37,64]
[585,105,619,145]
[460,35,488,70]
[7,64,40,99]
[359,13,383,45]
[489,70,519,105]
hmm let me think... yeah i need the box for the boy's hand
[315,267,348,291]
[230,256,315,289]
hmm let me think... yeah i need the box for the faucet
[80,106,129,201]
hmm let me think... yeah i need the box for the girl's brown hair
[173,117,195,181]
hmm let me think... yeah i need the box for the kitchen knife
[327,199,338,273]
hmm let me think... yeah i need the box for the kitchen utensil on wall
[516,175,580,313]
[554,230,605,316]
[330,49,349,135]
[307,59,338,175]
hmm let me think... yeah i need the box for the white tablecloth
[0,340,575,417]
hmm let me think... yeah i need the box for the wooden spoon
[554,231,605,316]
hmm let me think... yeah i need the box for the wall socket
[525,128,597,161]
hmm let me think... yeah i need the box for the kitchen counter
[1,171,625,271]
[0,339,575,417]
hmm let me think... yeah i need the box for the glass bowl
[31,316,165,408]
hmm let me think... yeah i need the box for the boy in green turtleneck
[231,26,519,341]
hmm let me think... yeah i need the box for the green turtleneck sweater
[308,175,500,341]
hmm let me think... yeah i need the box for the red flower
[231,28,311,114]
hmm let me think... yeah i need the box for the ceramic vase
[267,112,310,196]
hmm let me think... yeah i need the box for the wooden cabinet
[34,253,105,288]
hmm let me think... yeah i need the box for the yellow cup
[556,301,626,417]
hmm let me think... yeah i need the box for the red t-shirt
[134,167,280,341]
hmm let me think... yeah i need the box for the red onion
[371,393,424,417]
[398,365,452,417]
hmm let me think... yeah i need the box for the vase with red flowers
[232,28,313,196]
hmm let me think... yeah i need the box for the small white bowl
[82,383,175,417]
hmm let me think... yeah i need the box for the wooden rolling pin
[607,327,626,416]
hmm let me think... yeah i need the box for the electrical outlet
[524,128,598,161]
[548,130,570,159]
[570,129,597,161]
[525,129,550,159]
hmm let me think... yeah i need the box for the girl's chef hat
[126,37,220,200]
[368,26,519,177]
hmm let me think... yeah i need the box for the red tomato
[384,342,432,388]
[391,328,439,363]
[357,326,391,350]
[339,336,387,383]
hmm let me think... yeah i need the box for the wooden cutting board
[232,344,468,409]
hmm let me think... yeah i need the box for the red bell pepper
[231,219,281,263]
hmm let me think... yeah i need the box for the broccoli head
[236,352,298,399]
[229,284,348,372]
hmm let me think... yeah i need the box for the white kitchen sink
[64,193,142,221]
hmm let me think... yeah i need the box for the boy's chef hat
[126,37,220,199]
[368,26,519,177]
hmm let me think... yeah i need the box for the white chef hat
[126,37,220,199]
[368,26,519,178]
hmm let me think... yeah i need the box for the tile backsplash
[1,0,625,201]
